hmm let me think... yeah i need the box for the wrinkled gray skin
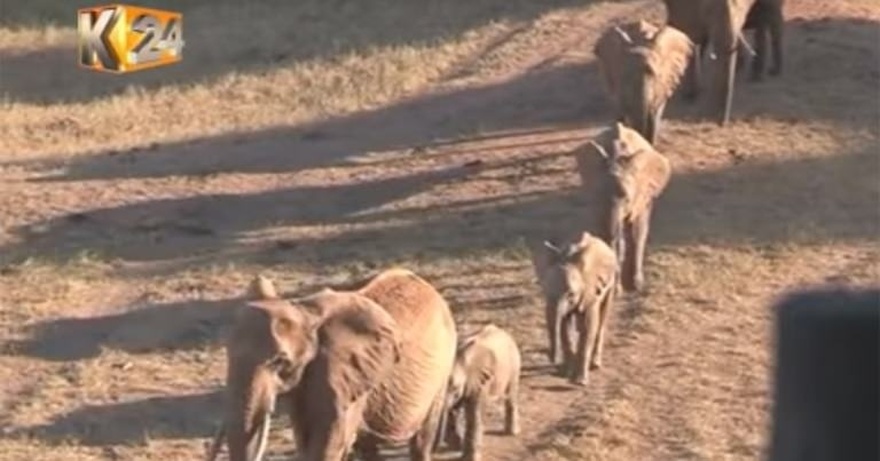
[663,0,785,126]
[574,123,671,293]
[208,268,457,461]
[527,232,618,386]
[594,21,694,145]
[206,288,401,461]
[439,324,521,461]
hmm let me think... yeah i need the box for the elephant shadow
[15,391,224,447]
[6,297,241,362]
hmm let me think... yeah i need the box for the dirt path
[0,1,877,460]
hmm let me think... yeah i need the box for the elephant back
[355,268,457,443]
[577,234,619,295]
[461,324,521,400]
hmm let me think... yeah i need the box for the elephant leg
[620,219,638,293]
[286,392,309,458]
[443,405,464,451]
[631,205,654,293]
[504,375,520,436]
[571,302,601,386]
[682,43,703,101]
[546,297,562,367]
[409,386,445,461]
[768,5,783,76]
[751,24,768,81]
[590,279,616,370]
[648,101,667,146]
[461,397,484,461]
[559,311,577,378]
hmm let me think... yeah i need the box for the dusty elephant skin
[662,0,785,126]
[593,20,694,145]
[207,280,402,461]
[527,232,618,386]
[349,268,458,461]
[574,123,671,294]
[208,269,456,461]
[440,324,522,461]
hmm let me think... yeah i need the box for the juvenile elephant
[440,324,521,461]
[662,0,784,125]
[594,20,694,145]
[574,122,671,293]
[527,232,618,386]
[208,269,458,461]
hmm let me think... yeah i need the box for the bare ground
[0,0,878,460]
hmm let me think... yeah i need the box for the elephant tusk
[738,34,757,58]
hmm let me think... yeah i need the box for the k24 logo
[78,4,184,73]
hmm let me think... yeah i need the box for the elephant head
[594,20,694,144]
[575,123,667,265]
[217,298,321,461]
[527,235,596,367]
[210,277,402,461]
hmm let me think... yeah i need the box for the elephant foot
[446,432,463,451]
[768,65,782,77]
[505,420,521,436]
[589,360,602,371]
[570,374,590,387]
[555,363,571,378]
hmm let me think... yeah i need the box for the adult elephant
[207,268,458,461]
[593,20,694,145]
[662,0,784,126]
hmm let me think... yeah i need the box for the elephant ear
[247,274,279,300]
[525,238,563,301]
[593,24,632,98]
[647,25,695,104]
[304,291,402,408]
[462,339,498,393]
[574,138,615,197]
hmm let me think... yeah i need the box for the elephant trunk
[603,198,625,265]
[718,45,737,127]
[641,91,656,146]
[549,298,568,366]
[226,365,276,461]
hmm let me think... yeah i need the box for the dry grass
[0,0,878,460]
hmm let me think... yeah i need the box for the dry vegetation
[0,0,878,460]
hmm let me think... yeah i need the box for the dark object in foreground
[768,286,879,461]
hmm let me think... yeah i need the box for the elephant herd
[203,1,786,460]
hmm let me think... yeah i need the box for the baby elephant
[441,324,521,461]
[528,232,618,386]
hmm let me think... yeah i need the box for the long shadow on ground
[15,60,602,181]
[0,0,594,104]
[13,391,224,446]
[6,298,238,361]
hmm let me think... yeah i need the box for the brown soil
[0,0,877,460]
